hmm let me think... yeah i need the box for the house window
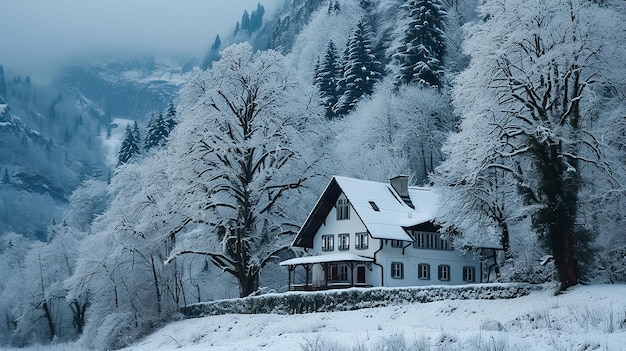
[391,240,403,248]
[418,263,430,280]
[438,264,450,281]
[412,231,452,251]
[368,201,380,211]
[339,264,349,281]
[338,233,350,250]
[355,232,369,250]
[391,262,404,279]
[463,266,476,282]
[322,235,334,251]
[337,198,350,220]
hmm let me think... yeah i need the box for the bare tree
[166,43,323,297]
[437,0,626,290]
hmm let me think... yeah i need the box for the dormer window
[336,198,350,220]
[368,201,380,212]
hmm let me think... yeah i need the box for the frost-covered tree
[117,124,140,165]
[335,20,382,116]
[11,223,86,344]
[334,79,455,182]
[436,0,626,290]
[68,160,189,349]
[0,233,32,346]
[315,40,341,119]
[62,179,108,232]
[395,0,447,87]
[144,112,169,151]
[166,43,323,297]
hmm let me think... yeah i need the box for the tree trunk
[238,269,260,298]
[42,301,56,341]
[534,142,580,291]
[70,299,88,335]
[499,219,513,261]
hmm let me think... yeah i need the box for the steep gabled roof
[292,176,439,248]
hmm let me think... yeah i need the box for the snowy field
[10,284,626,351]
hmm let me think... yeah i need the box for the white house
[279,175,482,290]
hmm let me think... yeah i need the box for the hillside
[8,284,626,350]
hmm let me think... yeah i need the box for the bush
[181,283,538,318]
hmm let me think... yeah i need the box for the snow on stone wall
[181,283,539,318]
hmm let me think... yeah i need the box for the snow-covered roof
[279,253,374,266]
[334,176,438,241]
[292,176,440,248]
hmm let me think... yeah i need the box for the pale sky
[0,0,282,74]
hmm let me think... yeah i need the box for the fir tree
[2,168,10,184]
[328,1,341,15]
[118,125,140,165]
[202,35,222,69]
[132,120,141,145]
[144,112,169,151]
[395,0,447,88]
[335,21,382,117]
[165,101,177,132]
[241,10,251,34]
[315,40,341,119]
[250,3,265,34]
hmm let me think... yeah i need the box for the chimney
[390,175,414,208]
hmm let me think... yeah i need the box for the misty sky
[0,0,282,74]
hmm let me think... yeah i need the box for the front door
[357,266,366,284]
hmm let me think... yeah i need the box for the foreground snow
[11,284,626,350]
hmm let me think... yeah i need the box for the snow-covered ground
[10,284,626,351]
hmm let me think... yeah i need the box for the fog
[0,0,283,74]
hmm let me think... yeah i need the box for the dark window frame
[463,266,475,282]
[321,234,334,251]
[338,233,350,250]
[438,264,450,281]
[391,239,403,248]
[355,232,369,250]
[418,263,430,280]
[336,198,350,220]
[391,262,404,279]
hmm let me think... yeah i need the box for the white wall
[379,241,481,287]
[309,193,481,288]
[311,193,376,258]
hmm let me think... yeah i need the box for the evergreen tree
[328,1,341,14]
[165,101,177,132]
[241,10,251,34]
[144,112,169,151]
[315,40,341,119]
[250,3,265,34]
[395,0,447,87]
[335,21,382,117]
[132,120,141,145]
[202,35,222,69]
[117,125,140,166]
[2,168,10,184]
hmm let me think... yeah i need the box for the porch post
[350,262,355,287]
[305,264,311,288]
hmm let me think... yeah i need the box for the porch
[279,253,375,291]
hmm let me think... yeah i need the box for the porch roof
[279,253,374,266]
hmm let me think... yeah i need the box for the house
[279,175,481,290]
